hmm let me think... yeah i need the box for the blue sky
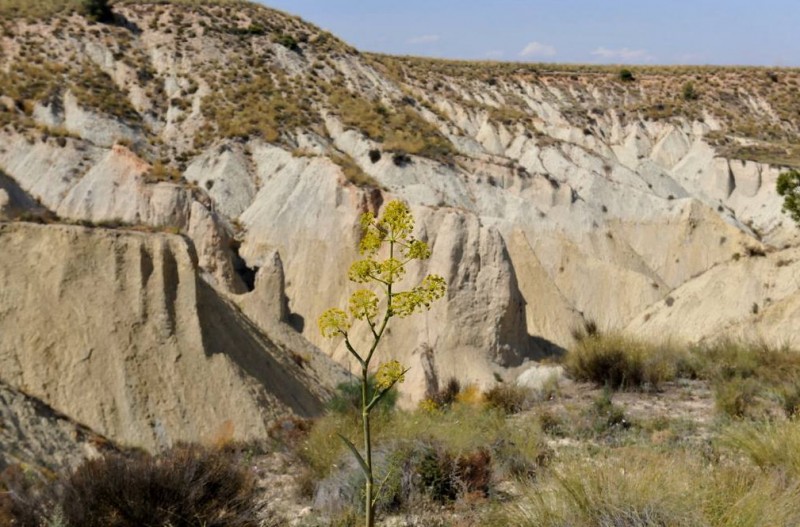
[260,0,800,66]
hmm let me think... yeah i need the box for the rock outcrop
[0,222,347,451]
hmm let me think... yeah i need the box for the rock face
[1,0,800,414]
[0,223,346,451]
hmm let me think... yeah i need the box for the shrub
[777,169,800,225]
[721,420,800,478]
[4,445,262,527]
[584,390,630,437]
[387,441,492,507]
[714,377,762,419]
[274,34,299,52]
[82,0,113,23]
[565,333,682,390]
[427,377,461,409]
[682,81,699,101]
[619,68,635,82]
[484,383,532,414]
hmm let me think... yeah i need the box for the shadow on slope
[195,278,324,418]
[0,169,52,219]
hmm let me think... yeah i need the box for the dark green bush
[274,34,300,52]
[619,68,635,82]
[82,0,113,23]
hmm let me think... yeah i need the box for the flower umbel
[349,259,380,283]
[391,274,447,317]
[318,308,350,338]
[349,289,379,321]
[375,360,406,391]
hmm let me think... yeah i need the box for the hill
[1,0,800,410]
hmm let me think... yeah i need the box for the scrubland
[4,329,800,526]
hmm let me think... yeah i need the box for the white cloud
[408,35,440,45]
[591,47,654,63]
[519,41,557,58]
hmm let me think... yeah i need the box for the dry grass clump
[505,446,800,527]
[198,72,313,146]
[483,383,534,414]
[1,444,263,527]
[692,339,800,419]
[721,420,800,478]
[143,160,183,183]
[330,152,381,189]
[565,332,687,390]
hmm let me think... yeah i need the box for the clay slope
[626,247,800,347]
[1,1,800,402]
[0,222,346,451]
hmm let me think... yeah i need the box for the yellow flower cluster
[375,360,406,390]
[391,275,447,317]
[318,308,350,338]
[349,289,378,321]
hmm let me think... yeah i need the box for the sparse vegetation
[326,87,456,162]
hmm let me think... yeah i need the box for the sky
[259,0,800,67]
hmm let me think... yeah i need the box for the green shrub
[619,68,635,82]
[274,33,299,51]
[682,81,699,101]
[82,0,113,23]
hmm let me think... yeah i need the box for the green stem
[362,364,374,527]
[362,237,396,527]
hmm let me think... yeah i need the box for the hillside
[2,0,800,412]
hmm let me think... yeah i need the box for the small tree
[318,200,446,527]
[777,169,800,224]
[619,68,635,82]
[82,0,113,23]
